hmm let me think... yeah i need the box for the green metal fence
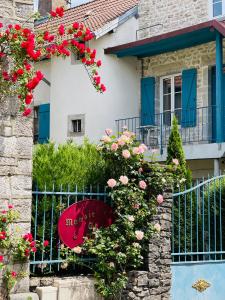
[172,175,225,264]
[31,185,108,274]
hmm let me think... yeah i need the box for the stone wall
[138,0,209,39]
[122,191,172,300]
[0,0,33,298]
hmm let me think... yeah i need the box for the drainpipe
[216,32,223,143]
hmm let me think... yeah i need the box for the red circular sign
[58,199,114,249]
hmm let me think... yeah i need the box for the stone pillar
[123,191,173,300]
[0,0,33,298]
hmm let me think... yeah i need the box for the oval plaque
[58,199,114,249]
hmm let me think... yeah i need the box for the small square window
[68,114,85,137]
[72,119,82,133]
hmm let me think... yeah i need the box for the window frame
[210,0,224,18]
[67,114,85,137]
[160,73,182,126]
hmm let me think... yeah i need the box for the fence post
[123,190,173,300]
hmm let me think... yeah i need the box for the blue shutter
[141,77,155,126]
[181,68,197,128]
[38,104,50,144]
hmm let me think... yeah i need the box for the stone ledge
[9,293,39,300]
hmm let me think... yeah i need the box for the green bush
[33,139,107,190]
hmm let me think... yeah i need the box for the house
[105,0,225,178]
[34,0,139,144]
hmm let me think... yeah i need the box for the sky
[34,0,90,11]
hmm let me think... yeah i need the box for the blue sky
[34,0,90,10]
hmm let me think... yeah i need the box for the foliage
[60,129,174,299]
[166,116,192,189]
[33,139,107,190]
[0,205,48,298]
[0,6,105,116]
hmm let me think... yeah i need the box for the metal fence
[31,185,108,274]
[172,175,225,264]
[116,106,216,151]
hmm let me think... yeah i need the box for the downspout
[216,31,223,143]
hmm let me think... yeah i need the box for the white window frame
[160,73,182,126]
[209,0,225,19]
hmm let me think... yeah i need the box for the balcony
[116,106,218,152]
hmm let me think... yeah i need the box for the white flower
[133,242,141,248]
[61,262,68,269]
[109,262,115,268]
[127,215,135,222]
[72,246,82,254]
[162,178,166,184]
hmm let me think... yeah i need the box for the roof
[35,0,138,34]
[105,20,225,58]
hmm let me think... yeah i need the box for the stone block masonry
[138,0,209,39]
[122,192,173,300]
[0,0,33,298]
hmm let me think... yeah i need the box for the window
[212,0,223,17]
[72,119,82,133]
[67,114,85,137]
[160,74,182,126]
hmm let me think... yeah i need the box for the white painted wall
[34,60,51,106]
[34,16,139,144]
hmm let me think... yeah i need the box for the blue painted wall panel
[172,262,225,300]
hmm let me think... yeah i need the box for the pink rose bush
[62,128,174,299]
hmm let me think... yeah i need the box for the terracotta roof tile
[35,0,138,33]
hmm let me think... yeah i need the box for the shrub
[33,139,107,190]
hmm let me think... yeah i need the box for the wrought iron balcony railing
[116,106,218,151]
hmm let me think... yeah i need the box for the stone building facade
[0,0,33,297]
[138,0,209,39]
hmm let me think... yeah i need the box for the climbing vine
[0,6,105,116]
[61,129,174,299]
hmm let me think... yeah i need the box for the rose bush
[0,204,48,296]
[60,129,174,299]
[0,6,105,116]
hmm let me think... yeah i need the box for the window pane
[163,94,171,111]
[174,75,182,93]
[163,78,171,94]
[213,1,222,17]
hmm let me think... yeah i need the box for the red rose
[31,247,37,253]
[0,23,3,28]
[23,108,32,117]
[0,256,4,262]
[25,93,33,105]
[17,69,24,76]
[8,204,14,209]
[58,25,65,36]
[50,11,57,17]
[43,240,49,247]
[11,272,17,278]
[14,24,21,31]
[96,60,102,67]
[30,241,36,247]
[73,22,79,30]
[25,249,30,257]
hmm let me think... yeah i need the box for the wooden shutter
[38,104,50,144]
[181,69,197,128]
[141,77,155,126]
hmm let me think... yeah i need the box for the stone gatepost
[0,0,34,298]
[123,191,173,300]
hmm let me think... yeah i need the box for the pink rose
[135,230,144,240]
[172,158,179,166]
[138,168,143,173]
[157,194,164,205]
[127,215,134,222]
[133,147,140,155]
[119,176,129,185]
[133,203,140,209]
[122,150,131,159]
[72,246,82,254]
[101,135,111,143]
[138,144,147,153]
[107,179,117,188]
[111,143,118,151]
[123,130,135,138]
[139,180,147,190]
[117,138,125,146]
[105,128,113,136]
